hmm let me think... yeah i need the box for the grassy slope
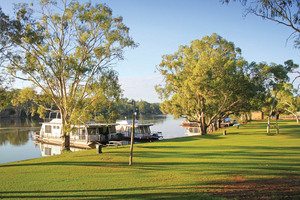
[1,120,300,199]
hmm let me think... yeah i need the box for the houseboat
[116,120,163,141]
[34,118,119,148]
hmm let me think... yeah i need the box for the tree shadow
[1,176,300,200]
[0,186,223,200]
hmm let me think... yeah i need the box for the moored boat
[116,120,163,141]
[34,118,119,148]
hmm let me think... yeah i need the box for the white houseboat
[116,120,163,141]
[34,118,119,148]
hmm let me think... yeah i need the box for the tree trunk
[217,119,221,129]
[199,124,207,135]
[267,92,277,134]
[248,112,252,121]
[199,113,207,135]
[267,116,271,134]
[213,121,217,131]
[62,134,70,151]
[276,116,279,134]
[61,110,71,151]
[294,114,299,123]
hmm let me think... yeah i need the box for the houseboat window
[144,126,150,133]
[44,147,52,156]
[99,127,109,135]
[45,125,52,133]
[87,128,97,135]
[109,126,116,133]
[75,128,85,136]
[125,127,129,132]
[135,127,141,134]
[140,127,146,134]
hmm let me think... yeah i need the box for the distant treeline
[117,98,162,116]
[0,88,162,119]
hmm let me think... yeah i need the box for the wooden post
[223,130,227,135]
[276,114,279,134]
[129,101,135,166]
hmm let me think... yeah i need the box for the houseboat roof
[85,123,118,127]
[43,119,118,127]
[116,120,153,127]
[122,124,153,127]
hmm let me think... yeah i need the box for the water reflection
[0,129,30,146]
[0,118,40,146]
[136,115,186,139]
[34,142,89,156]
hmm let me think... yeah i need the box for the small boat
[184,126,201,136]
[35,118,119,148]
[116,120,163,141]
[180,121,199,127]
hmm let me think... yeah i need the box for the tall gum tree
[156,33,257,135]
[275,82,300,123]
[4,0,137,150]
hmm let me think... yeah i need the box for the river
[0,115,187,164]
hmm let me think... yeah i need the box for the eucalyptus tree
[263,60,298,133]
[276,82,300,123]
[156,33,256,135]
[0,7,17,111]
[4,0,136,150]
[0,76,8,111]
[11,87,37,119]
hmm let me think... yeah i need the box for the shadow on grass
[2,145,300,170]
[1,176,300,199]
[0,186,223,200]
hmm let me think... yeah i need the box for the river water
[0,115,187,164]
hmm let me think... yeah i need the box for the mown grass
[1,120,300,199]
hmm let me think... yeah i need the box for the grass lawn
[1,120,300,199]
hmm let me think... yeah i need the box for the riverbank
[1,120,300,199]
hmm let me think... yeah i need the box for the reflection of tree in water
[0,129,29,146]
[137,115,167,124]
[0,118,41,128]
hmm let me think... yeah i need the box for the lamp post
[128,100,136,166]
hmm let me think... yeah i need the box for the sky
[1,0,299,102]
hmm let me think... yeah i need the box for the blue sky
[2,0,299,102]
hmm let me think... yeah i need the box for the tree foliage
[11,87,37,119]
[276,82,300,122]
[2,0,137,150]
[156,33,257,134]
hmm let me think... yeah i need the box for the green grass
[1,120,300,199]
